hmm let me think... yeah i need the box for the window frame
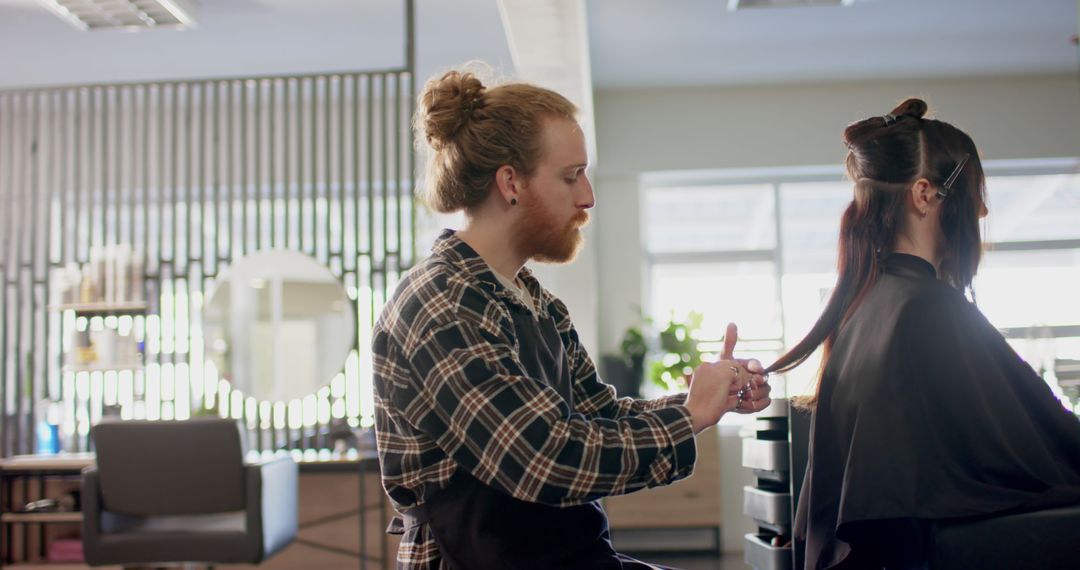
[641,157,1080,408]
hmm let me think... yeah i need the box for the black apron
[399,304,668,569]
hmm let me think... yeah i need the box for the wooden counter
[1,452,396,570]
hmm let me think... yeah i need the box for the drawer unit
[743,398,802,570]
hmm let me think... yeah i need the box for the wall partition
[0,65,416,457]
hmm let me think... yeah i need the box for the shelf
[1,512,82,523]
[62,363,142,373]
[5,564,121,570]
[49,302,147,316]
[0,453,95,472]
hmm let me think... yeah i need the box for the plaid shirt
[372,230,697,569]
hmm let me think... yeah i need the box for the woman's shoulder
[906,273,967,307]
[860,271,957,319]
[888,275,989,340]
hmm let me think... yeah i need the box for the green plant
[648,312,704,391]
[619,326,647,369]
[191,399,222,418]
[23,352,33,400]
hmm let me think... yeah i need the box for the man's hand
[721,323,772,415]
[683,322,773,432]
[684,359,745,433]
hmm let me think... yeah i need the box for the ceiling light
[37,0,198,31]
[728,0,856,10]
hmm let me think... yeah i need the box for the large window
[643,160,1080,416]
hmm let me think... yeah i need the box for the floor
[629,552,746,570]
[612,526,749,569]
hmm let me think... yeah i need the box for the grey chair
[929,503,1080,569]
[82,418,298,569]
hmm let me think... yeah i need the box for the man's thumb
[721,322,738,360]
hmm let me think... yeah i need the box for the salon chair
[929,502,1080,569]
[82,418,298,568]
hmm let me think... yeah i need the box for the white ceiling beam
[496,0,596,162]
[497,0,600,358]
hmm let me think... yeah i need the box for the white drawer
[744,533,793,570]
[742,438,789,472]
[743,485,791,527]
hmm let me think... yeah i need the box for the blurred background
[1,1,1078,568]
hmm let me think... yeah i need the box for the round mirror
[203,250,355,402]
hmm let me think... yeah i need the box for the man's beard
[515,195,589,264]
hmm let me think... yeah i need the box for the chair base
[117,565,214,570]
[930,503,1080,569]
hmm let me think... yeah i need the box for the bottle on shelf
[66,327,140,370]
[34,400,64,455]
[54,244,147,308]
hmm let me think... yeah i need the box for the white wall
[589,73,1080,552]
[595,74,1080,176]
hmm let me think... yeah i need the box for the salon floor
[633,552,746,569]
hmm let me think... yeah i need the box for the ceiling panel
[586,0,1079,87]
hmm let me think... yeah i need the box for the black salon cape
[794,253,1080,569]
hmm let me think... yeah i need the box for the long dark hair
[766,98,986,407]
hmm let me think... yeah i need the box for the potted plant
[648,312,704,391]
[600,320,650,399]
[618,326,648,396]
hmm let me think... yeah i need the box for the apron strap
[386,503,430,535]
[386,471,467,535]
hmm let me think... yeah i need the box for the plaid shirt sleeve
[388,283,697,507]
[546,296,691,421]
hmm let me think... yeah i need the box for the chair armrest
[81,467,104,563]
[245,455,299,561]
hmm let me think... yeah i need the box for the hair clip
[882,114,897,126]
[938,153,970,198]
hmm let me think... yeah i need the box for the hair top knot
[419,70,488,150]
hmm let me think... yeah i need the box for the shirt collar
[431,229,549,318]
[883,252,937,279]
